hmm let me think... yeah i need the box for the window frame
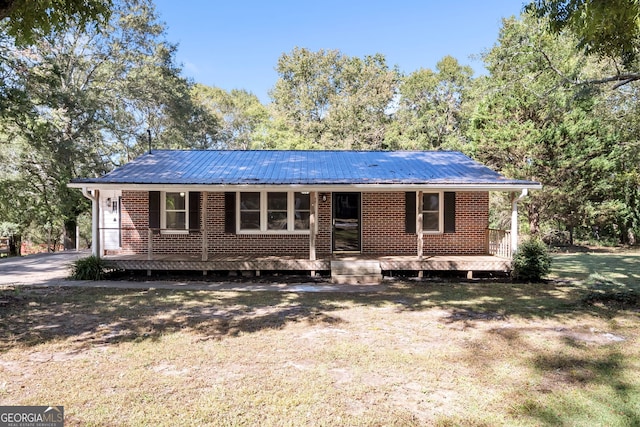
[236,191,312,234]
[421,191,444,234]
[161,191,189,234]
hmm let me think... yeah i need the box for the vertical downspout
[81,188,100,258]
[511,189,528,257]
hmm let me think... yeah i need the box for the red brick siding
[120,190,149,255]
[360,192,488,255]
[421,192,488,255]
[362,192,417,255]
[205,192,309,255]
[316,193,332,256]
[118,190,488,257]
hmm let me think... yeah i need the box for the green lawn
[0,250,639,426]
[551,249,640,286]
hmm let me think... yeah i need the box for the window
[164,192,188,231]
[422,192,441,232]
[150,191,200,234]
[405,191,455,235]
[294,192,310,230]
[237,191,311,233]
[268,192,288,230]
[240,192,260,230]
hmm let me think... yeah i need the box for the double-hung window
[267,192,288,230]
[163,191,188,231]
[149,191,200,234]
[422,192,442,232]
[239,192,261,230]
[294,192,311,230]
[238,191,311,233]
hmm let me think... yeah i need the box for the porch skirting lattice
[104,253,510,275]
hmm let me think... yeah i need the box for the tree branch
[540,50,640,89]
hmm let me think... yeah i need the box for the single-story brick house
[69,150,541,282]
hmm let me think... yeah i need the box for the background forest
[0,0,639,252]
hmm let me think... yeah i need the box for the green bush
[70,256,109,280]
[511,238,552,282]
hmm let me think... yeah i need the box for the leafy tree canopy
[526,0,640,87]
[270,47,399,149]
[0,0,111,45]
[385,56,473,150]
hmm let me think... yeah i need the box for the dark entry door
[332,192,361,252]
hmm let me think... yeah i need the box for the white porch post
[309,191,317,262]
[417,191,424,279]
[309,192,317,277]
[510,189,528,256]
[417,191,423,260]
[201,191,208,262]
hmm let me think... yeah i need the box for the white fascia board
[68,182,542,192]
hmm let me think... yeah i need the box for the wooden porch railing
[487,229,511,258]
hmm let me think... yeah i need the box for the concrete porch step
[331,274,383,285]
[331,260,382,284]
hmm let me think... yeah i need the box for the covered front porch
[104,249,512,284]
[101,226,514,283]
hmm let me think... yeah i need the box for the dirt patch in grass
[1,278,639,426]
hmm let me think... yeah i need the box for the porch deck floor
[104,253,511,273]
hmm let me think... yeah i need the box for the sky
[153,0,527,103]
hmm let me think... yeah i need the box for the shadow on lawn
[0,277,634,354]
[485,322,639,426]
[0,286,346,352]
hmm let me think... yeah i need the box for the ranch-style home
[68,150,541,283]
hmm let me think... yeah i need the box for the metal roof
[70,150,541,189]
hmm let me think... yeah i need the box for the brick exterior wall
[362,192,417,255]
[206,193,309,255]
[422,192,489,255]
[118,190,489,257]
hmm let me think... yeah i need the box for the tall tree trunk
[568,225,574,246]
[63,219,76,250]
[8,235,20,256]
[528,205,540,236]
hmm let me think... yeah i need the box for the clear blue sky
[153,0,527,103]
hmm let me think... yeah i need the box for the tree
[526,0,640,87]
[385,56,473,150]
[591,82,640,243]
[0,0,111,45]
[469,13,640,243]
[270,47,399,149]
[0,0,217,249]
[191,85,268,149]
[469,15,602,235]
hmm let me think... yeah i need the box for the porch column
[510,189,528,256]
[309,191,317,259]
[201,191,208,262]
[93,189,100,258]
[417,191,423,260]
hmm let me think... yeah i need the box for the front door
[332,192,361,252]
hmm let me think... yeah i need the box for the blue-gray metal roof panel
[71,150,539,186]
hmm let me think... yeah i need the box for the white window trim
[237,191,312,235]
[422,191,444,234]
[161,191,189,234]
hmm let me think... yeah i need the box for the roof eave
[68,182,542,192]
